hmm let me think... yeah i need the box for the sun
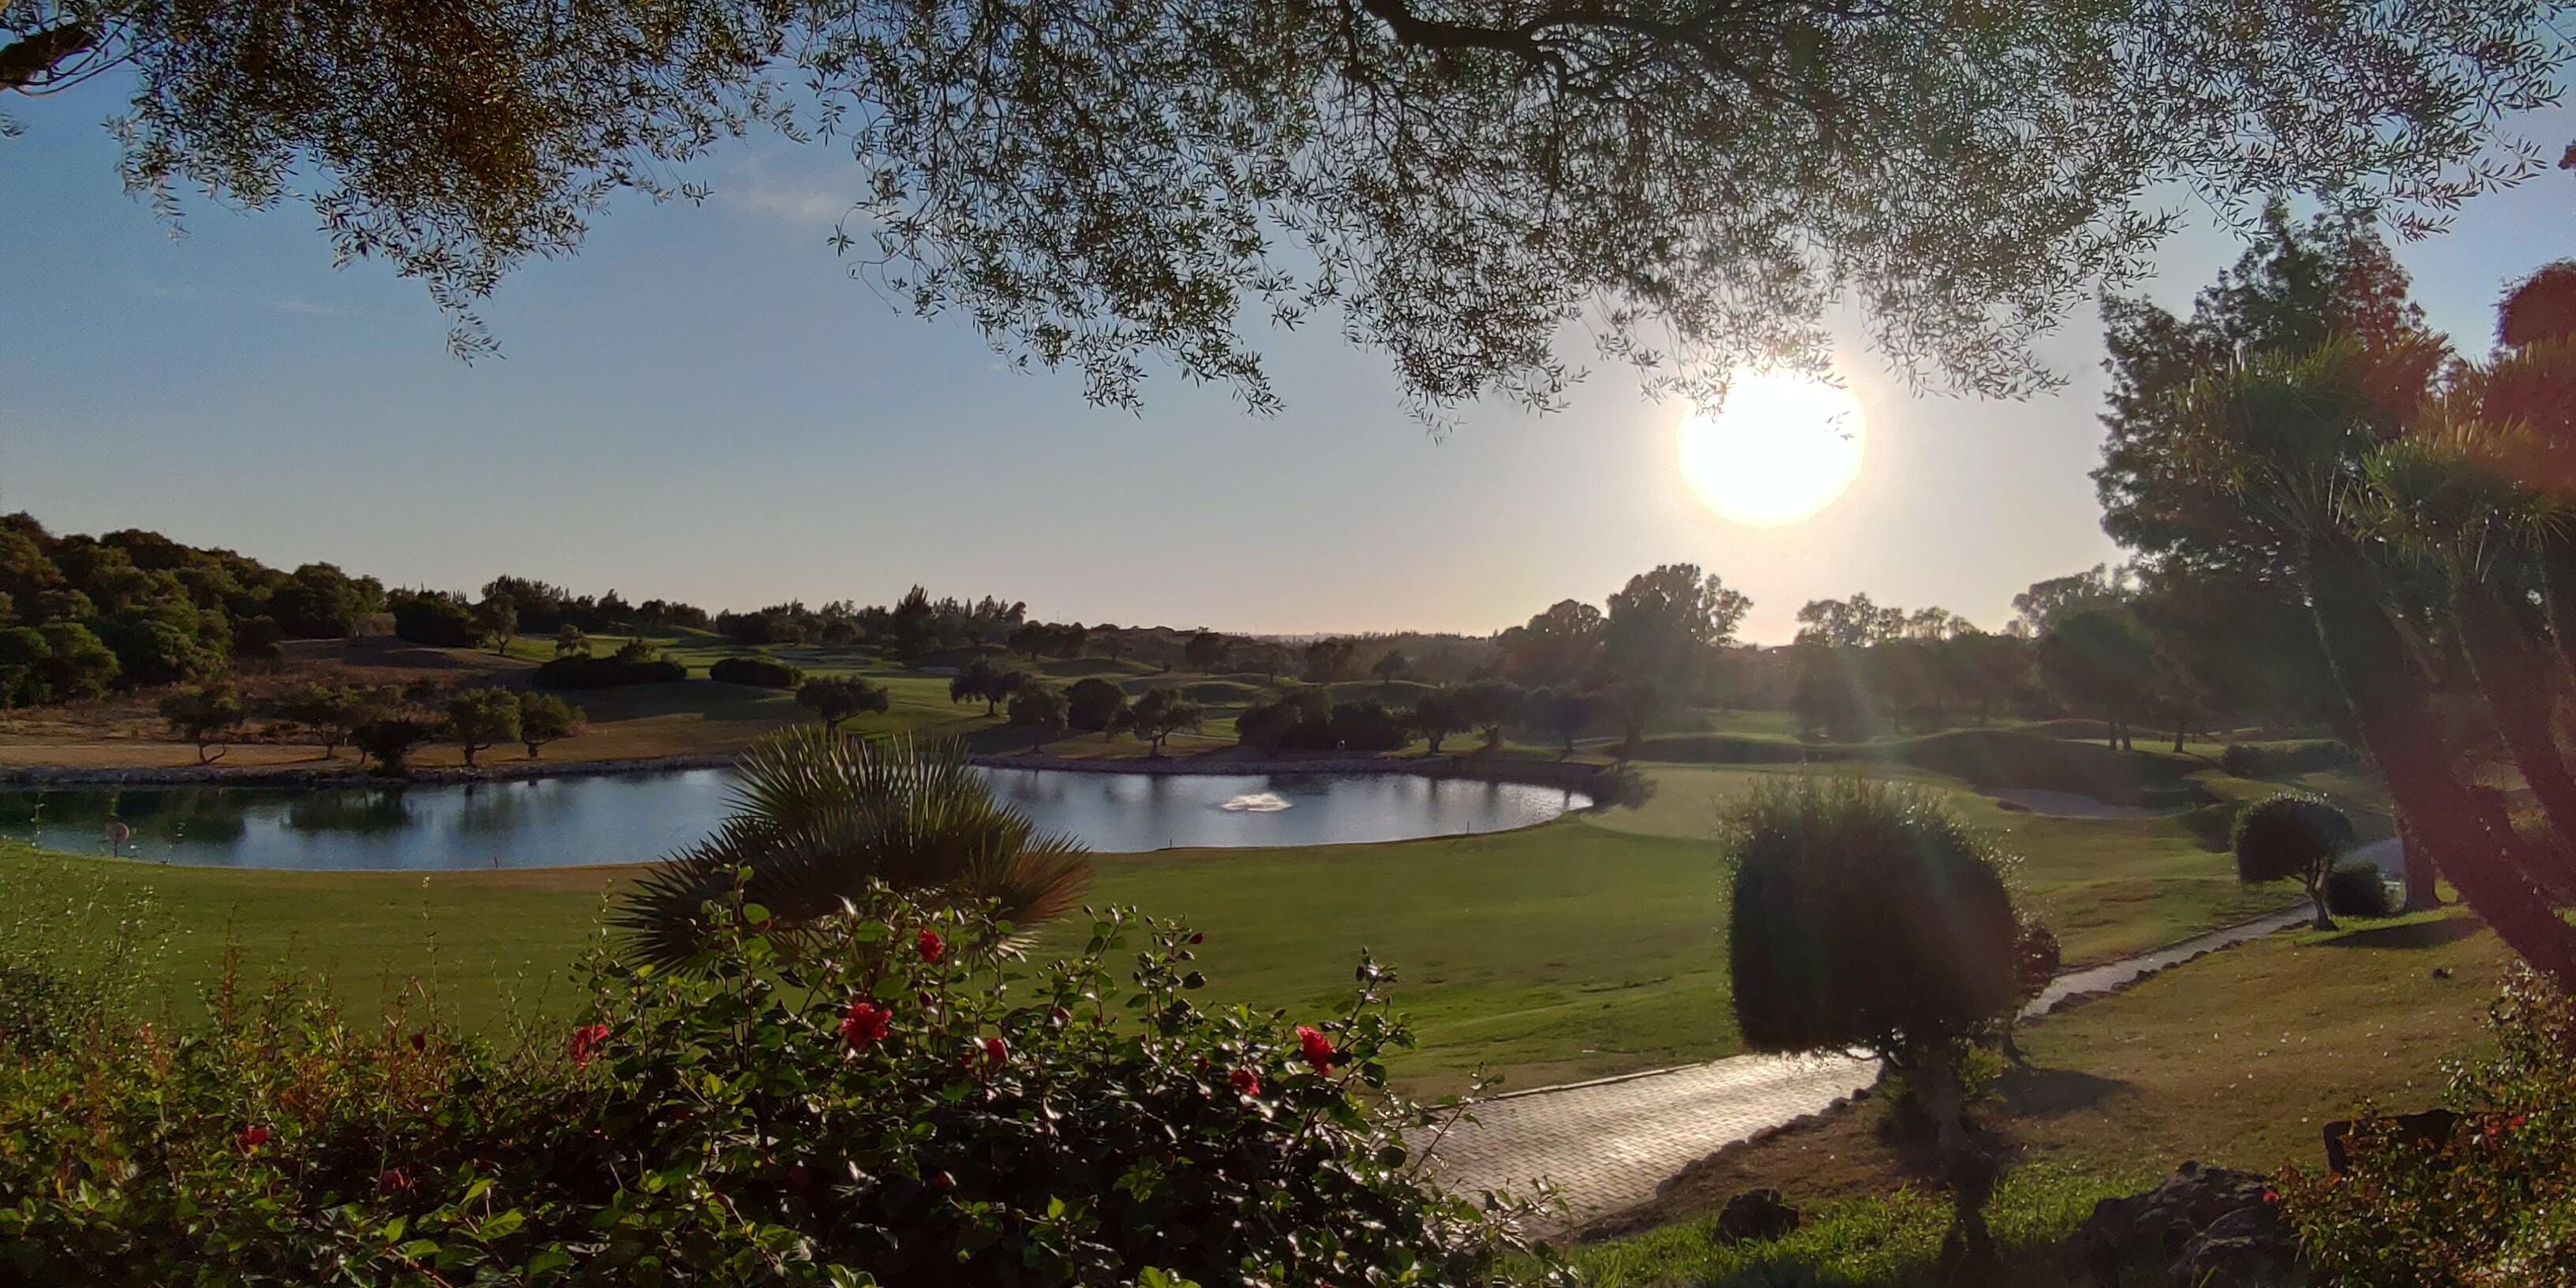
[1678,370,1866,526]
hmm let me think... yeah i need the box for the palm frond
[613,729,1092,969]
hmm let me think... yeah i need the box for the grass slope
[0,760,2303,1095]
[1573,908,2507,1286]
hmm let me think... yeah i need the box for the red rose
[2510,1114,2530,1130]
[842,1000,894,1050]
[568,1023,610,1069]
[378,1167,413,1193]
[916,929,946,964]
[1230,1068,1262,1096]
[236,1125,270,1153]
[1297,1025,1338,1076]
[982,1036,1009,1066]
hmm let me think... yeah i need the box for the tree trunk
[1916,1044,1998,1280]
[2306,538,2576,991]
[2454,585,2576,850]
[2306,874,2336,931]
[2395,812,2440,912]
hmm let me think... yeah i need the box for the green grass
[1565,1166,2144,1288]
[1591,765,2296,966]
[0,759,2309,1095]
[1578,907,2510,1283]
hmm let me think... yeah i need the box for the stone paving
[1421,904,2316,1231]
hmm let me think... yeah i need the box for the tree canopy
[7,1,2563,412]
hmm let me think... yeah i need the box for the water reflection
[0,769,1589,871]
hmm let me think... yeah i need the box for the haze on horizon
[5,80,2568,645]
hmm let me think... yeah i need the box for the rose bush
[2277,965,2576,1283]
[0,886,1562,1286]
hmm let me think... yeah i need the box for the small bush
[1329,698,1408,751]
[0,886,1565,1286]
[532,653,688,690]
[2323,860,2395,918]
[707,655,803,689]
[2233,792,2355,929]
[1064,676,1129,732]
[2280,965,2576,1284]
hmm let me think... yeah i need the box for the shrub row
[531,654,687,690]
[1236,691,1409,751]
[708,655,803,689]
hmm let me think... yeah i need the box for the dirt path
[1420,904,2312,1233]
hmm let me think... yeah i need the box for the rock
[2322,1108,2457,1175]
[2432,967,2454,980]
[2067,1162,2302,1287]
[1712,1188,1801,1244]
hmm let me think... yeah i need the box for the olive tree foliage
[6,1,2563,411]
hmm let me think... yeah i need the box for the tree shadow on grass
[2318,918,2480,950]
[1995,1066,2134,1118]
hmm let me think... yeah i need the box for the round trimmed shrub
[1728,779,2023,1059]
[2323,860,2396,919]
[1064,676,1129,732]
[708,655,803,689]
[2233,792,2356,929]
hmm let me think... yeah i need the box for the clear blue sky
[3,77,2567,643]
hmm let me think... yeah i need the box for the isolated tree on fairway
[1064,676,1129,736]
[1372,650,1411,681]
[445,688,522,768]
[616,732,1090,968]
[1301,638,1357,683]
[1452,680,1525,751]
[1525,687,1595,756]
[1727,778,2023,1274]
[889,586,937,662]
[1601,565,1749,753]
[1184,631,1229,673]
[2035,605,2159,750]
[1408,689,1464,754]
[1498,599,1604,688]
[949,657,1024,716]
[1008,683,1069,752]
[353,717,431,776]
[517,691,586,758]
[1118,687,1202,757]
[474,595,518,655]
[1241,642,1289,682]
[2234,794,2358,930]
[272,683,388,759]
[159,682,246,764]
[797,676,889,734]
[553,625,591,658]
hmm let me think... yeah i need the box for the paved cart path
[1422,904,2316,1230]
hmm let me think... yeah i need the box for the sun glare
[1678,370,1866,526]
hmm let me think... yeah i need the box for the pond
[0,769,1592,871]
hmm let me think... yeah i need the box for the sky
[3,80,2569,645]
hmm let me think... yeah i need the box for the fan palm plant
[616,730,1091,970]
[2177,338,2576,987]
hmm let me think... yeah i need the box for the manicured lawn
[1593,764,2297,966]
[1572,908,2510,1285]
[0,761,2307,1096]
